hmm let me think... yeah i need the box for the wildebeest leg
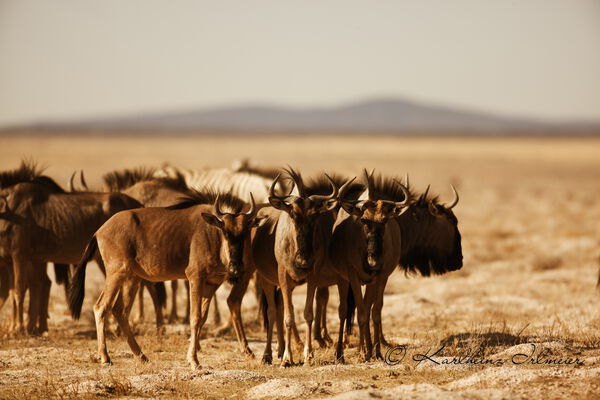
[183,280,190,324]
[334,280,349,363]
[362,281,377,357]
[11,254,30,334]
[169,280,178,323]
[134,285,145,324]
[348,273,372,361]
[143,281,164,333]
[111,277,148,363]
[93,272,126,365]
[372,274,389,360]
[36,264,51,334]
[212,293,221,325]
[302,274,318,365]
[227,273,253,356]
[279,272,296,367]
[112,277,148,362]
[0,261,12,313]
[187,277,217,370]
[291,311,304,351]
[259,279,277,364]
[26,272,41,335]
[314,287,329,348]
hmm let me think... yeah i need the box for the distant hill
[3,98,600,135]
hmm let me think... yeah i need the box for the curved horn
[445,185,459,209]
[337,176,357,199]
[79,170,89,191]
[214,194,225,220]
[392,180,411,207]
[68,171,76,192]
[245,192,256,217]
[269,173,282,198]
[308,173,339,202]
[285,166,306,197]
[405,173,409,189]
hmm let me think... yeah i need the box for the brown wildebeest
[259,168,349,366]
[328,170,410,362]
[103,167,192,327]
[0,165,143,335]
[68,190,266,369]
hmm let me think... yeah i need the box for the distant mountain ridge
[4,98,600,135]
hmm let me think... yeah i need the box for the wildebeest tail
[155,282,167,309]
[54,263,70,286]
[68,236,98,320]
[345,288,355,336]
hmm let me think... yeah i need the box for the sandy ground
[0,135,599,399]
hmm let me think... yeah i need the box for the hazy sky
[1,0,599,127]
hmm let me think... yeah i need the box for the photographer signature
[385,343,584,367]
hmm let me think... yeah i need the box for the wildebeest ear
[268,197,291,212]
[341,201,360,216]
[252,216,268,228]
[201,213,224,228]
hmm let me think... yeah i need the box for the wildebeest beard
[226,237,245,283]
[294,222,315,271]
[400,227,463,276]
[364,224,385,273]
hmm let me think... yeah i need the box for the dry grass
[1,135,600,399]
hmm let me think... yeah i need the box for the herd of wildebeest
[0,160,462,369]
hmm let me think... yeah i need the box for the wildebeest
[103,167,191,326]
[0,162,143,334]
[328,170,410,362]
[258,168,350,366]
[68,189,266,368]
[321,174,462,360]
[155,163,287,202]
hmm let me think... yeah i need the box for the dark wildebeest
[257,168,350,366]
[328,170,410,362]
[0,164,143,335]
[68,190,266,369]
[324,174,462,360]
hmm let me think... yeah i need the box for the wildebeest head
[398,183,462,275]
[201,193,266,283]
[341,170,411,273]
[268,169,339,273]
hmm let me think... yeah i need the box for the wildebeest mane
[366,173,411,202]
[307,173,364,198]
[103,167,188,192]
[0,160,46,189]
[284,167,364,199]
[166,187,246,212]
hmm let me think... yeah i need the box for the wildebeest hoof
[139,354,150,363]
[280,360,293,368]
[243,348,255,358]
[335,355,345,364]
[315,337,327,349]
[261,354,273,365]
[100,359,113,366]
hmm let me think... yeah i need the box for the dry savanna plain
[0,134,599,400]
